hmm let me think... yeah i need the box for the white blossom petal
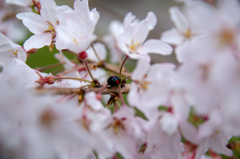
[23,33,52,51]
[131,55,151,80]
[139,39,172,55]
[40,1,58,24]
[170,7,189,33]
[159,113,178,135]
[161,28,185,45]
[131,12,157,44]
[86,43,107,62]
[123,12,136,28]
[17,12,48,34]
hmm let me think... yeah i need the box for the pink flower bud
[78,51,88,60]
[96,94,102,101]
[27,48,37,54]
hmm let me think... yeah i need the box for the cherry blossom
[139,116,184,159]
[117,12,173,59]
[55,0,99,54]
[17,0,71,51]
[103,21,124,63]
[0,33,27,66]
[128,55,175,119]
[102,106,146,159]
[161,7,193,46]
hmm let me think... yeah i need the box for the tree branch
[34,84,130,95]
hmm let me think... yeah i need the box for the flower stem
[97,84,108,95]
[118,85,125,106]
[83,60,94,81]
[119,55,129,79]
[57,65,85,77]
[103,63,131,77]
[91,43,101,62]
[36,63,63,72]
[114,102,118,112]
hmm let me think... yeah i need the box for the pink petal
[16,12,48,34]
[128,83,141,107]
[74,0,99,24]
[161,28,185,45]
[23,33,52,51]
[123,12,136,28]
[170,7,189,33]
[131,54,151,80]
[195,140,210,159]
[139,39,173,55]
[131,12,157,44]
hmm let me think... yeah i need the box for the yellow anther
[215,129,221,135]
[185,29,192,39]
[137,80,151,91]
[218,28,235,46]
[111,119,125,135]
[73,38,78,45]
[48,25,53,30]
[44,21,55,34]
[129,41,141,52]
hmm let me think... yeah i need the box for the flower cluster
[1,0,240,159]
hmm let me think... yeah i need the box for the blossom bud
[47,76,55,84]
[78,51,88,60]
[27,48,37,54]
[96,94,102,101]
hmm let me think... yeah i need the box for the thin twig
[104,63,131,77]
[119,56,129,79]
[91,43,101,62]
[83,60,94,81]
[36,63,63,72]
[118,85,126,106]
[57,65,85,76]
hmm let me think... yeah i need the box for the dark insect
[107,76,121,87]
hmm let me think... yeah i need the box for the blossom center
[79,115,90,131]
[139,81,151,90]
[73,38,79,45]
[218,28,235,46]
[135,77,151,91]
[8,48,18,57]
[199,63,211,82]
[45,21,56,35]
[109,117,126,135]
[40,109,57,127]
[184,29,192,39]
[128,41,141,53]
